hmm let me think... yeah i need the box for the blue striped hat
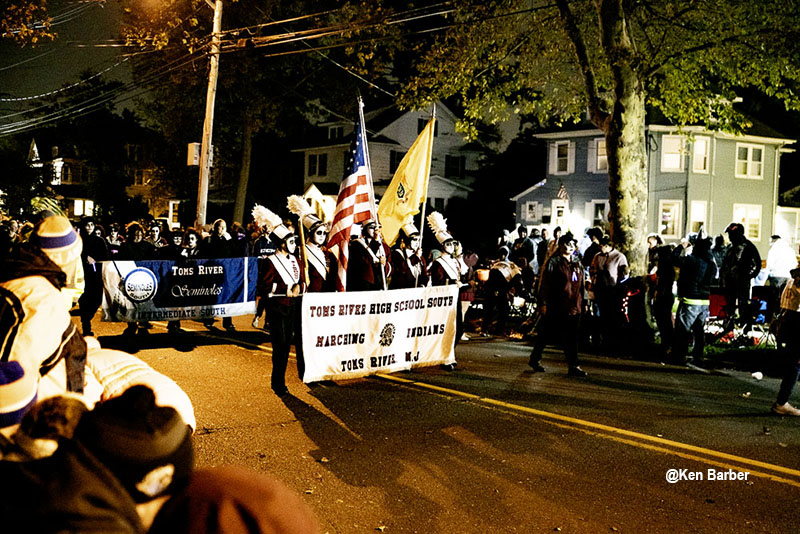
[0,361,38,428]
[33,215,82,269]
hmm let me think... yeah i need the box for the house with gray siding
[512,121,795,257]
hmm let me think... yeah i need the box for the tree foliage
[391,0,800,271]
[1,0,55,46]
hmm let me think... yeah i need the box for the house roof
[510,179,547,201]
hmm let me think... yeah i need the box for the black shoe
[528,362,545,372]
[568,366,587,377]
[273,387,290,396]
[440,363,456,371]
[140,321,153,329]
[225,324,236,332]
[123,324,137,337]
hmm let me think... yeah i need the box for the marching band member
[287,195,335,293]
[389,222,428,289]
[347,218,390,291]
[427,212,467,369]
[252,205,304,396]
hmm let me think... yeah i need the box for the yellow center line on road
[376,373,800,488]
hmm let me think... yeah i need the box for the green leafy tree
[395,0,800,272]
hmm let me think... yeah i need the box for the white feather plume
[251,204,283,234]
[287,195,314,219]
[427,211,448,235]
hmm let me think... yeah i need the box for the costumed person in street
[671,236,717,365]
[720,222,762,333]
[485,246,523,336]
[771,267,800,416]
[253,205,304,396]
[389,221,428,289]
[199,219,235,331]
[765,234,797,308]
[106,222,124,255]
[427,212,465,369]
[78,216,109,337]
[511,225,536,293]
[528,233,587,377]
[287,195,335,293]
[347,217,390,291]
[287,195,336,382]
[589,235,629,350]
[119,222,157,335]
[248,219,277,330]
[146,222,169,249]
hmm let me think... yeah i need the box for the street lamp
[196,0,223,229]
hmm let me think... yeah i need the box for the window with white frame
[658,199,682,238]
[550,141,574,175]
[595,139,608,171]
[590,200,608,226]
[661,135,684,172]
[735,143,764,179]
[692,137,710,173]
[690,200,707,233]
[74,199,94,217]
[308,153,327,177]
[523,201,539,222]
[732,203,762,241]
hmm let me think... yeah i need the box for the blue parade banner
[101,257,258,322]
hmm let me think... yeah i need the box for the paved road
[92,315,800,533]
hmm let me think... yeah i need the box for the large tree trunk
[597,0,649,275]
[233,119,253,225]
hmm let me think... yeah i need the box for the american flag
[557,183,569,201]
[327,102,377,291]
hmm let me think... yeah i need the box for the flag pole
[416,103,435,272]
[358,96,388,290]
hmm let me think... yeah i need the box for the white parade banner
[301,285,458,383]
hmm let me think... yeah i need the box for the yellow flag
[378,116,436,246]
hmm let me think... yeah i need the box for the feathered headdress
[427,211,453,244]
[287,195,325,232]
[252,204,291,241]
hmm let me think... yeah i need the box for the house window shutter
[567,141,575,174]
[549,142,557,175]
[587,140,597,173]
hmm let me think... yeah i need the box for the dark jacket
[539,254,584,316]
[721,238,761,289]
[676,249,717,301]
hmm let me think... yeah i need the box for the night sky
[0,0,130,103]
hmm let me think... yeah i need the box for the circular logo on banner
[123,267,158,302]
[379,323,396,347]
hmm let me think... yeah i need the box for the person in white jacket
[0,214,195,430]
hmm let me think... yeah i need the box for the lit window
[732,203,762,241]
[690,200,707,233]
[596,139,608,171]
[692,137,709,173]
[735,143,764,179]
[658,199,682,238]
[661,135,684,172]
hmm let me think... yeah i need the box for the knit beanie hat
[31,215,82,270]
[0,361,38,429]
[74,385,193,503]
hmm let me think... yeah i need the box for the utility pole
[196,0,223,229]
